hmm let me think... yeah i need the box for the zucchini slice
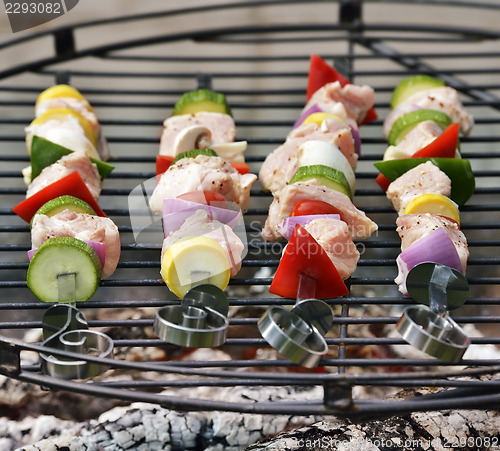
[391,75,445,109]
[289,164,352,198]
[27,237,102,303]
[31,195,96,225]
[161,235,230,298]
[172,89,232,116]
[387,110,452,146]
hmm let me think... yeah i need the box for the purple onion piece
[163,197,241,237]
[292,104,323,129]
[350,124,361,156]
[394,227,464,296]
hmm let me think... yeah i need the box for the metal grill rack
[1,0,500,420]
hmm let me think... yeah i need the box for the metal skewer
[40,304,114,380]
[396,262,471,363]
[153,282,229,348]
[38,274,114,380]
[258,272,333,368]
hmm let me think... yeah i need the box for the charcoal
[7,389,321,450]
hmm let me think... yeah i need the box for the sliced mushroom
[172,125,213,155]
[210,141,248,163]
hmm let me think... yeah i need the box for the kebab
[151,89,257,298]
[13,85,120,303]
[260,55,378,301]
[374,74,475,296]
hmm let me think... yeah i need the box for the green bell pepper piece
[373,157,475,206]
[30,136,114,181]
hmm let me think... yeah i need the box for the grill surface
[1,0,500,419]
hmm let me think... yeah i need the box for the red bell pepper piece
[360,107,378,127]
[306,54,378,125]
[412,122,459,159]
[375,122,460,192]
[307,54,350,100]
[291,199,344,218]
[229,161,250,175]
[375,172,392,192]
[156,155,175,176]
[269,224,348,300]
[13,171,106,222]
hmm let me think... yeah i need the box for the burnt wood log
[245,408,500,451]
[5,385,500,450]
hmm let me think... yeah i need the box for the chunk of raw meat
[304,217,360,280]
[31,209,121,278]
[150,154,257,213]
[386,161,452,215]
[27,153,101,201]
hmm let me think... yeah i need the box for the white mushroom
[172,125,212,155]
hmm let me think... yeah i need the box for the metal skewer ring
[396,305,470,363]
[154,284,229,348]
[396,262,471,362]
[258,299,333,368]
[40,304,114,380]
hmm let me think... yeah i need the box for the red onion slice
[350,124,361,156]
[394,227,463,296]
[163,198,241,237]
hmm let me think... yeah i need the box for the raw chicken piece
[304,217,360,280]
[386,161,452,215]
[149,154,257,214]
[261,181,378,241]
[25,115,100,160]
[31,209,121,278]
[396,213,468,271]
[159,112,236,156]
[27,153,101,201]
[302,81,376,125]
[162,209,244,277]
[259,117,357,193]
[384,86,474,137]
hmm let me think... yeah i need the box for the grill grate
[1,0,500,419]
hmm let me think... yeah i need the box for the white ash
[9,385,323,450]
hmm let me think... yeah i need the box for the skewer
[258,271,333,369]
[375,74,474,361]
[257,56,379,367]
[153,282,229,348]
[40,303,114,380]
[396,262,470,363]
[37,264,114,380]
[57,272,76,305]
